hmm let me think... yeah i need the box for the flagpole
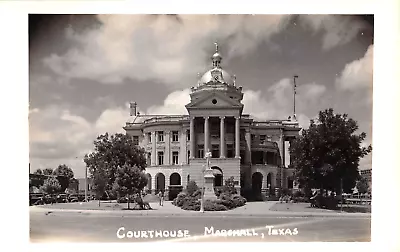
[293,75,298,118]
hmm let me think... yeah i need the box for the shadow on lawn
[305,205,371,213]
[339,206,371,213]
[103,203,155,211]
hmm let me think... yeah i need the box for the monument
[200,151,216,212]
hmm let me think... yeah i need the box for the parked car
[68,194,79,202]
[30,193,44,205]
[56,194,69,203]
[44,194,57,204]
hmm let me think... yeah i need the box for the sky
[29,14,374,179]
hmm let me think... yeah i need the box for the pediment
[186,91,242,109]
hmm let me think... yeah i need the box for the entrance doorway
[252,172,263,195]
[211,166,223,187]
[155,173,165,193]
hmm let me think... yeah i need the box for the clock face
[214,75,219,81]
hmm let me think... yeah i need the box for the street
[30,210,371,242]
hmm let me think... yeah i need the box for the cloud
[299,15,368,50]
[29,104,130,177]
[243,78,326,122]
[42,15,294,87]
[41,15,368,89]
[335,45,373,90]
[146,89,191,115]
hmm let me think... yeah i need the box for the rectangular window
[251,134,255,141]
[187,130,190,141]
[158,151,164,165]
[172,131,179,142]
[212,145,219,159]
[251,151,264,164]
[158,131,164,142]
[147,153,151,165]
[148,132,152,143]
[132,136,139,146]
[260,135,266,144]
[198,144,204,158]
[227,144,234,158]
[266,152,275,165]
[187,150,190,161]
[267,135,272,142]
[172,151,179,165]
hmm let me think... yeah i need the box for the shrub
[192,189,202,199]
[204,200,228,211]
[186,180,199,196]
[172,192,187,207]
[175,189,246,211]
[293,191,305,198]
[222,177,237,196]
[214,187,223,197]
[181,197,200,211]
[232,195,247,206]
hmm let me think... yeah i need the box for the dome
[212,52,222,60]
[200,68,235,86]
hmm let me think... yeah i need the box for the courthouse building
[124,45,301,199]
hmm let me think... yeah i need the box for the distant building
[359,169,372,191]
[123,44,301,199]
[67,178,79,193]
[77,178,93,194]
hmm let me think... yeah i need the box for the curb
[30,206,371,218]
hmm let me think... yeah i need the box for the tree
[112,164,148,209]
[84,133,147,198]
[289,108,372,195]
[33,169,43,175]
[186,180,199,196]
[40,176,61,195]
[53,164,74,179]
[356,177,369,194]
[43,168,53,176]
[91,162,108,206]
[222,176,237,196]
[53,164,75,191]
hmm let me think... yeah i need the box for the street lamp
[76,156,88,202]
[85,164,88,202]
[200,150,212,213]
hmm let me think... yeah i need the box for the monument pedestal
[203,169,217,200]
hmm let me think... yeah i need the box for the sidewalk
[30,200,371,218]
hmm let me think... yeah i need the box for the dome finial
[212,42,222,68]
[214,41,219,53]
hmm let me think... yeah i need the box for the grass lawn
[270,202,371,213]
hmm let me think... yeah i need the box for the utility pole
[85,165,88,202]
[340,178,343,212]
[293,75,298,119]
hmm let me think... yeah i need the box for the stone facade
[123,44,301,199]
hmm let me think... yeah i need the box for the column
[245,129,251,164]
[165,131,170,165]
[220,116,225,158]
[280,131,286,188]
[204,116,209,155]
[151,175,156,195]
[235,116,240,158]
[190,117,195,159]
[181,129,187,164]
[151,131,156,166]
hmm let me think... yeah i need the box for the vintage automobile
[56,193,69,203]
